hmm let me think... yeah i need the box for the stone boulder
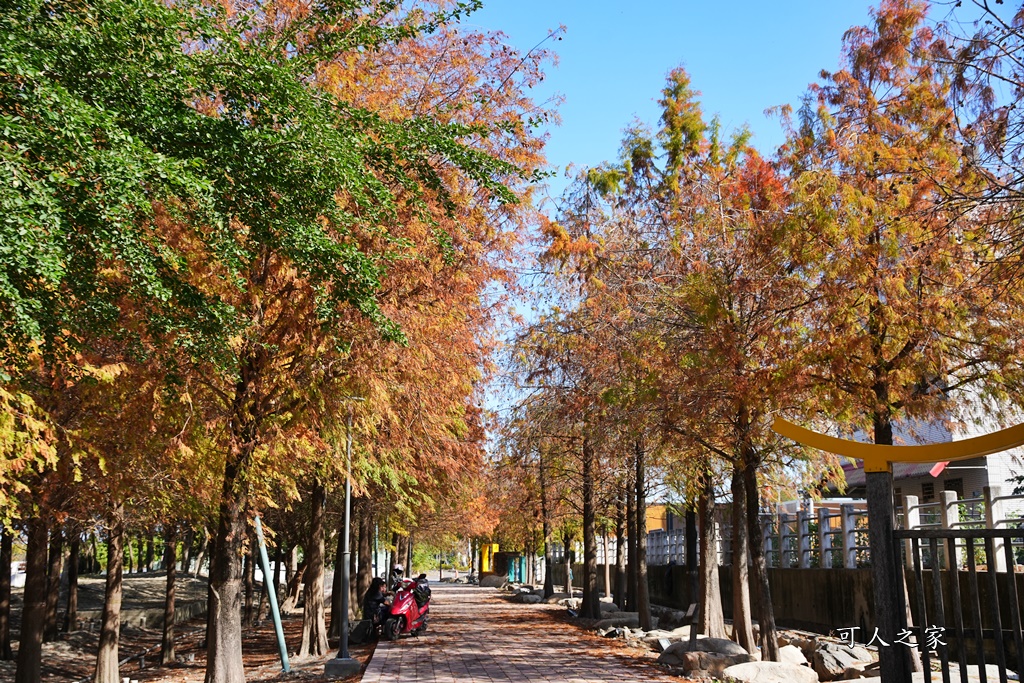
[543,592,569,604]
[792,636,820,661]
[650,604,692,627]
[513,593,542,604]
[813,643,866,682]
[642,626,700,650]
[673,650,756,676]
[723,661,820,683]
[850,646,872,663]
[479,574,508,589]
[663,636,749,658]
[779,644,809,667]
[599,601,620,612]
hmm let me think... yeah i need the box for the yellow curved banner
[772,417,1024,473]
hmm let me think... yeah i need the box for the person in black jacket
[363,577,388,626]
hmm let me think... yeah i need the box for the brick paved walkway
[360,584,676,683]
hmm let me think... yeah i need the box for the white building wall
[951,387,1024,516]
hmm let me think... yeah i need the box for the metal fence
[645,485,1024,571]
[896,527,1024,682]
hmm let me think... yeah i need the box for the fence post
[902,495,919,570]
[841,504,859,569]
[984,486,1007,572]
[939,489,958,570]
[782,512,793,568]
[818,507,831,569]
[714,519,723,566]
[798,508,811,569]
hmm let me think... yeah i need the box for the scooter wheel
[384,617,403,641]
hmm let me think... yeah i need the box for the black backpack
[349,619,374,644]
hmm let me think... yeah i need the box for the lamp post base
[324,656,361,679]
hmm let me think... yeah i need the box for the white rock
[779,644,809,667]
[723,661,820,683]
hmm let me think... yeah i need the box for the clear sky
[465,0,881,201]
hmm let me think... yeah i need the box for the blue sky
[465,1,881,201]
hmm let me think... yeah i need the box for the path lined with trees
[6,1,1024,682]
[362,584,673,683]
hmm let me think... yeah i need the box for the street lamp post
[326,399,364,679]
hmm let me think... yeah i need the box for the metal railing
[644,485,1024,570]
[896,527,1024,681]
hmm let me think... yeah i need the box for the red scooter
[383,575,431,640]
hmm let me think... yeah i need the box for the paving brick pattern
[361,585,676,683]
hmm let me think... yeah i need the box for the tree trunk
[698,476,726,638]
[540,448,554,599]
[16,517,49,683]
[614,490,627,610]
[406,534,413,575]
[298,477,329,657]
[242,543,254,628]
[125,536,134,575]
[63,532,80,633]
[144,534,154,572]
[161,527,177,666]
[94,506,124,683]
[872,403,921,676]
[281,555,305,614]
[81,532,96,576]
[635,438,652,631]
[742,453,779,660]
[625,473,637,612]
[136,535,146,573]
[581,435,601,619]
[731,464,756,652]
[44,525,63,642]
[181,529,194,575]
[204,427,254,683]
[192,531,208,578]
[562,530,573,597]
[393,534,408,577]
[686,507,699,609]
[284,545,295,592]
[0,528,12,659]
[357,501,373,605]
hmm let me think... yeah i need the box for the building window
[921,482,935,503]
[944,478,964,498]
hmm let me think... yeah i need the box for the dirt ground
[0,572,372,683]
